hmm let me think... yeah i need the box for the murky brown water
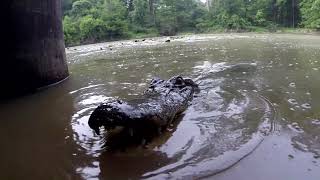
[1,34,320,180]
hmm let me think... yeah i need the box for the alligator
[88,76,199,137]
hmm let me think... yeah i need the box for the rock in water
[88,76,199,135]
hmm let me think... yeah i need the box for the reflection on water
[0,34,320,179]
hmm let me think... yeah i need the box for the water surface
[1,34,320,179]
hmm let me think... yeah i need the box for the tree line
[62,0,320,46]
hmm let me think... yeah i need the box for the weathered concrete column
[1,0,69,98]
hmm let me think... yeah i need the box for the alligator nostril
[94,128,100,135]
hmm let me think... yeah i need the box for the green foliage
[100,0,129,38]
[255,10,267,26]
[63,0,129,46]
[300,0,320,29]
[266,22,279,32]
[62,0,320,46]
[130,0,149,25]
[156,0,208,35]
[71,0,93,17]
[215,13,250,30]
[79,15,107,42]
[63,16,80,45]
[156,1,177,35]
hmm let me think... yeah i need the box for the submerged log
[88,76,199,135]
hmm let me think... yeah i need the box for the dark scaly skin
[88,76,199,135]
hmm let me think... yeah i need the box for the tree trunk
[149,0,156,25]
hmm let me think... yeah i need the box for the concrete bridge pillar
[2,0,69,98]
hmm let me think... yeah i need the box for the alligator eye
[151,78,161,86]
[173,77,186,88]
